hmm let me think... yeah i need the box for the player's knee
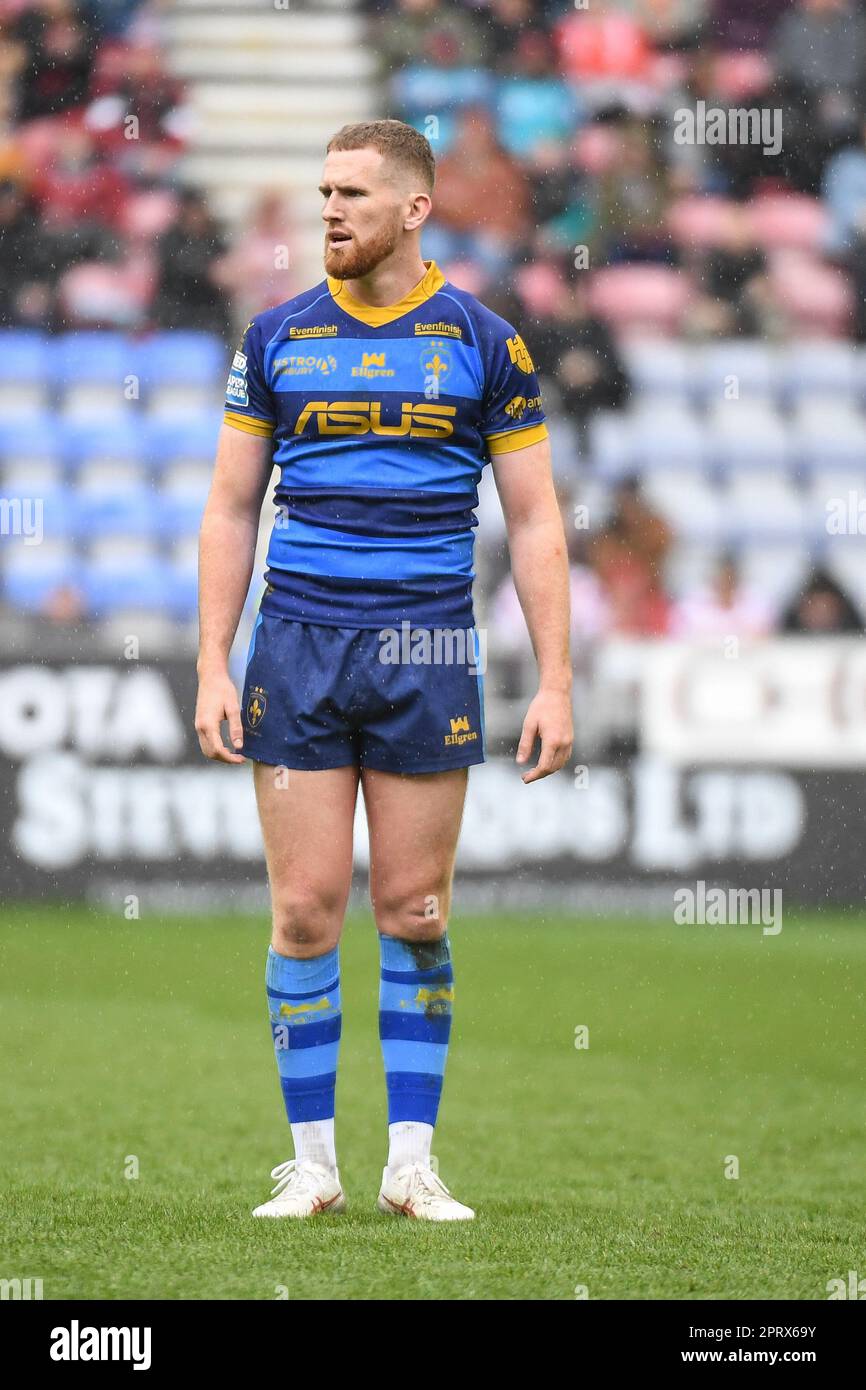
[271,890,342,956]
[371,886,449,942]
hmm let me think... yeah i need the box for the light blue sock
[266,946,341,1165]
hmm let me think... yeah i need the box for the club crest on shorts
[246,686,268,729]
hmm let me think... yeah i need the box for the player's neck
[340,254,429,308]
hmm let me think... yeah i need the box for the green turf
[1,903,865,1300]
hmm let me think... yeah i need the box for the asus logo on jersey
[294,400,456,438]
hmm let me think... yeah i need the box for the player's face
[319,148,407,280]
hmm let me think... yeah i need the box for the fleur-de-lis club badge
[246,686,268,729]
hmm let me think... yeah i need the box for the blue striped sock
[378,934,453,1127]
[266,946,341,1126]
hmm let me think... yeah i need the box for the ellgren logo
[445,715,477,747]
[352,352,394,379]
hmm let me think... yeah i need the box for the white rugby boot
[377,1161,475,1221]
[252,1158,346,1218]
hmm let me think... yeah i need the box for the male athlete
[195,120,572,1221]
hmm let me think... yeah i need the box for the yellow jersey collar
[326,259,445,328]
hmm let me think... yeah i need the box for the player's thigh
[253,761,359,952]
[361,766,468,938]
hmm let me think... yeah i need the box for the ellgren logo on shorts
[246,686,268,729]
[444,714,477,747]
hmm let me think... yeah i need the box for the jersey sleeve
[223,317,275,438]
[480,323,548,457]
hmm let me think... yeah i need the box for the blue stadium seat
[792,402,866,471]
[708,402,791,472]
[50,332,133,385]
[0,417,62,464]
[145,414,220,470]
[75,488,158,539]
[138,332,225,389]
[61,417,145,471]
[621,342,690,399]
[80,559,170,615]
[630,404,708,471]
[698,342,776,404]
[2,534,78,604]
[163,564,199,619]
[779,343,859,404]
[587,411,634,479]
[0,331,51,386]
[155,493,206,541]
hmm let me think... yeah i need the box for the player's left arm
[492,434,574,784]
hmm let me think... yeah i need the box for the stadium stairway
[162,0,376,287]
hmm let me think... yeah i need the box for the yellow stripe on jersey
[484,421,549,455]
[224,410,274,438]
[326,260,446,328]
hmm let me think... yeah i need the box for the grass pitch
[2,904,865,1300]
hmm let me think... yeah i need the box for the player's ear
[404,191,432,232]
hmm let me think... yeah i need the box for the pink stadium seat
[668,197,739,252]
[768,252,853,337]
[588,266,694,337]
[749,195,828,253]
[514,262,565,317]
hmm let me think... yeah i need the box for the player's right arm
[195,422,273,763]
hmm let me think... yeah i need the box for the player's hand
[194,667,246,764]
[516,688,573,784]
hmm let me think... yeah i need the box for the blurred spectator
[771,0,866,118]
[496,28,582,160]
[711,0,790,51]
[593,114,674,265]
[11,0,96,122]
[823,124,866,255]
[31,117,129,233]
[524,139,594,258]
[590,479,672,637]
[671,554,775,638]
[770,0,866,191]
[780,566,865,634]
[212,191,300,321]
[684,203,768,336]
[376,0,483,72]
[152,190,231,338]
[532,276,630,439]
[423,107,531,276]
[0,180,55,325]
[42,582,86,627]
[491,488,612,650]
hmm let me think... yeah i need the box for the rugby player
[195,120,572,1221]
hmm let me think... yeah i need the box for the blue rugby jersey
[223,260,548,627]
